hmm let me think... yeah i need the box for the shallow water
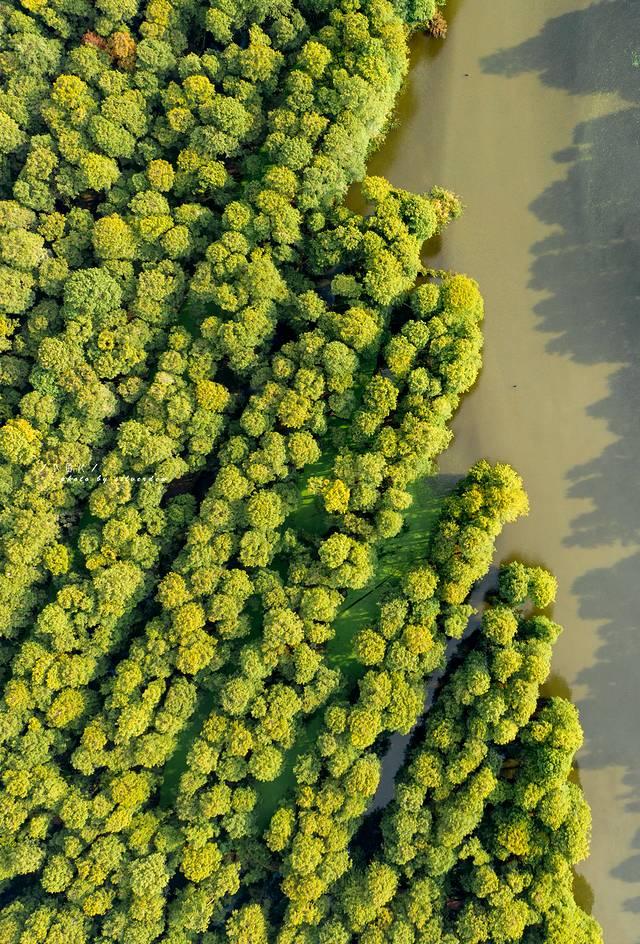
[365,1,640,938]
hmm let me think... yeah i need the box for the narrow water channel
[366,1,640,939]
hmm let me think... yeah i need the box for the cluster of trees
[0,260,484,941]
[252,463,529,941]
[0,1,602,943]
[0,0,456,786]
[0,0,418,659]
[294,563,602,944]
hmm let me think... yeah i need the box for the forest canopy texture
[0,0,603,942]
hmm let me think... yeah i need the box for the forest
[0,0,604,942]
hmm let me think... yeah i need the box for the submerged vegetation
[0,0,602,942]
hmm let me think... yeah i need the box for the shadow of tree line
[481,0,640,920]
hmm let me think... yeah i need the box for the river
[364,1,640,939]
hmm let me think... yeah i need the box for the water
[364,1,640,939]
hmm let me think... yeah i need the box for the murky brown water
[366,1,640,939]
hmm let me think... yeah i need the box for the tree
[226,903,269,944]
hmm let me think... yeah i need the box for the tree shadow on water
[482,1,640,101]
[481,0,640,924]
